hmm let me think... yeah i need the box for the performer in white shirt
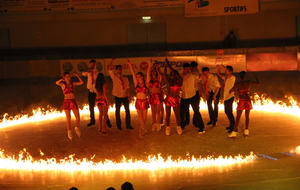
[217,65,236,133]
[185,61,201,127]
[201,67,221,127]
[82,59,112,127]
[180,62,205,134]
[108,58,133,130]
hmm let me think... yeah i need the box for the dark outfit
[223,33,237,48]
[224,97,235,128]
[221,75,236,131]
[109,69,132,130]
[180,94,204,132]
[185,90,200,126]
[207,90,220,123]
[180,72,205,132]
[202,74,221,125]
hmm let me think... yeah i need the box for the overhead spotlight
[142,16,151,20]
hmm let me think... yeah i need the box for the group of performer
[56,58,259,140]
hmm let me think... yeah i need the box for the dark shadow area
[0,37,299,61]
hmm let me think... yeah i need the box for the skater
[108,58,133,130]
[127,59,149,138]
[228,71,260,138]
[95,73,109,134]
[160,71,167,128]
[180,62,205,134]
[201,67,220,127]
[217,65,236,133]
[183,61,201,128]
[146,59,163,132]
[163,58,183,135]
[55,72,84,140]
[82,59,112,128]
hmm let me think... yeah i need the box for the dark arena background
[1,1,300,190]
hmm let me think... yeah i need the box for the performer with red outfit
[82,59,112,128]
[146,60,163,132]
[56,72,84,140]
[95,73,109,134]
[228,71,260,138]
[127,59,150,138]
[163,58,183,135]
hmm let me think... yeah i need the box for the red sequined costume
[165,85,181,107]
[135,83,149,110]
[62,83,78,110]
[96,98,108,107]
[236,88,253,110]
[149,79,163,105]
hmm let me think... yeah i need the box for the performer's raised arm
[73,72,84,86]
[127,59,137,85]
[249,73,260,85]
[146,58,153,86]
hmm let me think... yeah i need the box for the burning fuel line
[0,149,256,171]
[1,94,299,129]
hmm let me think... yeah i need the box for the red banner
[246,53,298,71]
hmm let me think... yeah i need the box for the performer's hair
[136,72,145,82]
[90,59,96,63]
[190,61,198,67]
[151,67,158,79]
[63,72,70,76]
[226,65,233,72]
[240,71,246,79]
[183,62,190,68]
[172,69,180,76]
[95,73,106,94]
[115,65,122,70]
[202,67,209,72]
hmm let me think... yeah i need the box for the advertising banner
[246,53,298,71]
[60,56,197,76]
[185,0,258,17]
[102,56,196,75]
[197,54,246,73]
[0,0,114,13]
[137,0,184,9]
[1,0,184,14]
[60,59,105,76]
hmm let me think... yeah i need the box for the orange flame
[1,94,299,129]
[0,94,299,171]
[290,146,300,155]
[0,149,256,171]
